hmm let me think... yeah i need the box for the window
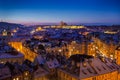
[92,77,96,80]
[16,78,19,80]
[13,78,19,80]
[83,62,87,67]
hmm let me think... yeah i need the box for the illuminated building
[104,31,118,34]
[115,45,120,65]
[33,66,49,80]
[57,54,119,80]
[0,41,24,64]
[8,37,37,62]
[50,21,86,29]
[3,25,119,80]
[0,52,24,64]
[9,41,37,62]
[54,40,94,57]
[35,27,46,32]
[2,29,7,36]
[92,32,119,59]
[51,25,85,29]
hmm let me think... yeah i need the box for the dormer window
[76,62,80,67]
[83,62,87,67]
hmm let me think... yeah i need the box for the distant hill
[0,22,23,30]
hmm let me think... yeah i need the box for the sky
[0,0,120,25]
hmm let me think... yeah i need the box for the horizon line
[0,21,120,26]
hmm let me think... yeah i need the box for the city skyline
[0,0,120,25]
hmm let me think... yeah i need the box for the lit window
[16,78,19,80]
[25,72,28,76]
[17,49,20,51]
[58,49,62,52]
[1,61,4,64]
[83,62,87,67]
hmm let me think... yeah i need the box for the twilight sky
[0,0,120,25]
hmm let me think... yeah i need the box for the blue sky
[0,0,120,24]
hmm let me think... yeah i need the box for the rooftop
[0,64,11,80]
[69,54,93,62]
[60,54,119,79]
[34,66,49,78]
[0,52,24,59]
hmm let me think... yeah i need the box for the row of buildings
[0,22,120,80]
